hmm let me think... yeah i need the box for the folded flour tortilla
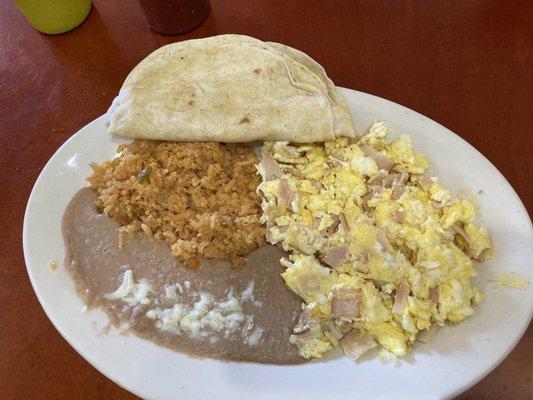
[107,34,355,143]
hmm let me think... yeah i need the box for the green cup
[15,0,92,35]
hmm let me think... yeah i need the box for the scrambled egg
[257,122,492,360]
[490,272,528,289]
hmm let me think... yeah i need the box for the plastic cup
[14,0,92,35]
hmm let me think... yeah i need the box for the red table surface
[0,1,531,399]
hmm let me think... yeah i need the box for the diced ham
[392,185,404,200]
[360,145,395,171]
[392,281,410,313]
[368,184,382,194]
[361,180,387,207]
[381,172,408,200]
[293,308,318,334]
[429,286,439,303]
[361,190,375,206]
[323,245,350,268]
[397,172,409,185]
[394,210,405,223]
[331,150,347,161]
[335,320,353,335]
[381,173,397,188]
[338,212,349,233]
[376,230,393,253]
[331,287,361,319]
[419,172,434,187]
[330,151,348,167]
[367,170,389,185]
[340,329,377,362]
[353,252,370,273]
[278,179,295,207]
[258,149,282,181]
[295,268,327,295]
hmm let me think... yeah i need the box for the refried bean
[88,140,265,267]
[62,188,304,364]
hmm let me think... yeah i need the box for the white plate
[23,88,533,400]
